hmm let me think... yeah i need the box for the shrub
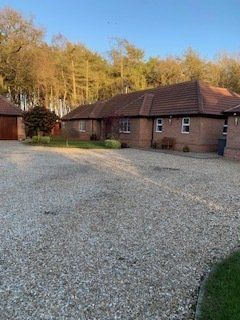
[183,145,190,152]
[32,135,50,144]
[40,136,51,144]
[104,139,121,149]
[23,106,58,136]
[32,135,39,143]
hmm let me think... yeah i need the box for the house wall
[17,117,25,140]
[62,116,225,153]
[225,116,240,160]
[153,116,225,152]
[107,118,153,148]
[63,119,101,140]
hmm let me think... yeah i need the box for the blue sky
[1,0,240,60]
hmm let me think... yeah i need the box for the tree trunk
[71,59,77,105]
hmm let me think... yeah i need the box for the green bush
[32,135,39,143]
[40,136,51,144]
[32,135,50,144]
[104,139,121,149]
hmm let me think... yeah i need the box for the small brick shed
[0,96,25,140]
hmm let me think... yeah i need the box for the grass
[25,136,107,149]
[198,251,240,320]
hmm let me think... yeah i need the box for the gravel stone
[0,141,239,320]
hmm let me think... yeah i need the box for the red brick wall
[106,118,153,148]
[17,117,25,140]
[153,117,225,152]
[63,116,225,153]
[64,119,101,140]
[225,116,240,160]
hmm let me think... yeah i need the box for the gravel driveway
[0,142,239,320]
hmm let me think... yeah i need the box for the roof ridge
[115,94,146,116]
[139,93,154,116]
[89,100,104,118]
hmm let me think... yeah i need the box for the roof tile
[62,81,240,120]
[0,96,22,116]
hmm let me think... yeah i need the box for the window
[223,119,228,135]
[119,118,130,133]
[156,118,163,132]
[181,117,190,133]
[79,120,86,132]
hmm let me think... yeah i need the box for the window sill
[155,130,163,133]
[119,131,131,134]
[181,131,190,134]
[79,130,86,132]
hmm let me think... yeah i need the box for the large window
[156,118,163,132]
[181,117,190,133]
[119,118,131,133]
[79,120,86,132]
[223,119,228,135]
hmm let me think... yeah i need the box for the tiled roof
[62,101,105,120]
[223,104,240,114]
[199,82,240,115]
[0,96,22,116]
[62,81,240,120]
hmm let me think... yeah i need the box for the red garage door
[0,116,18,140]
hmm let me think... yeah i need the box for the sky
[1,0,240,60]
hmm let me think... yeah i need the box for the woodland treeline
[1,7,240,116]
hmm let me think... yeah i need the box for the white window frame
[222,119,228,135]
[119,118,131,133]
[156,118,163,132]
[79,120,86,132]
[181,117,190,134]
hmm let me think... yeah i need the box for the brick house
[0,96,25,140]
[62,80,240,152]
[224,105,240,160]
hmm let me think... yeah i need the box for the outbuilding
[224,105,240,160]
[0,96,25,140]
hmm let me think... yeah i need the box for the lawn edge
[194,266,215,320]
[194,248,240,320]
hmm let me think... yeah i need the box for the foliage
[2,7,240,115]
[40,136,51,144]
[104,139,121,149]
[198,251,240,320]
[32,135,39,143]
[32,135,51,144]
[45,136,106,148]
[23,106,58,136]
